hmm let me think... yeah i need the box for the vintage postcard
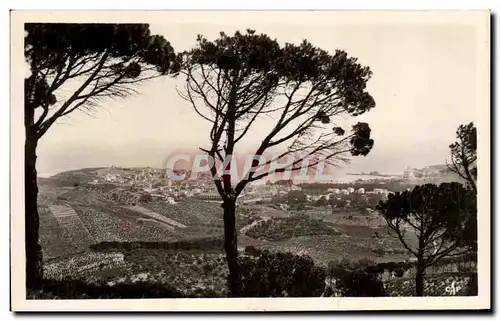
[10,10,490,311]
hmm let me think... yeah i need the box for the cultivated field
[37,175,412,264]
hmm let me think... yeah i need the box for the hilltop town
[48,163,461,214]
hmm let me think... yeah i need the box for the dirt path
[239,216,271,234]
[125,205,188,229]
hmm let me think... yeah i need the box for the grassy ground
[42,248,228,297]
[384,274,473,296]
[41,245,474,298]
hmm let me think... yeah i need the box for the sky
[35,19,478,177]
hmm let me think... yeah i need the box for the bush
[393,267,404,277]
[372,247,385,256]
[386,261,398,271]
[244,245,261,257]
[90,238,224,252]
[344,270,385,297]
[464,273,478,296]
[327,258,385,297]
[357,258,377,268]
[240,251,326,297]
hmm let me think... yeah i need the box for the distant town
[50,163,460,215]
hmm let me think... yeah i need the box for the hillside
[37,178,223,260]
[37,174,414,265]
[35,170,475,298]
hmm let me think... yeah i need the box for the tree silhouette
[447,122,477,251]
[24,23,178,288]
[179,30,376,296]
[447,122,477,193]
[376,183,476,296]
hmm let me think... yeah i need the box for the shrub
[29,278,184,299]
[327,258,385,297]
[344,269,385,297]
[375,264,386,274]
[465,273,478,296]
[357,258,377,268]
[393,267,404,277]
[386,261,398,272]
[372,247,386,256]
[239,251,326,297]
[244,245,261,257]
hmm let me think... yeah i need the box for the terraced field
[37,182,410,264]
[38,184,184,259]
[256,234,382,264]
[73,205,125,243]
[142,200,223,226]
[49,205,95,251]
[244,214,341,241]
[38,206,79,259]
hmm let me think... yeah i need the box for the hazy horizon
[34,21,477,178]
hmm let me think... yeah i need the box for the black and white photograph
[10,10,490,311]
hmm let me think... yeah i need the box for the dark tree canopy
[180,29,376,199]
[179,29,376,297]
[23,23,179,289]
[189,30,374,112]
[25,23,180,138]
[377,182,476,295]
[25,24,176,73]
[377,183,475,266]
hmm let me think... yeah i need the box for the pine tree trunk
[222,199,241,297]
[25,131,43,289]
[415,267,425,297]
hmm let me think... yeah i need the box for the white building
[403,166,416,179]
[347,187,355,193]
[311,195,322,202]
[105,173,117,182]
[357,188,365,194]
